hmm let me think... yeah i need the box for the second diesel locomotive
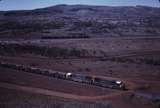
[0,62,126,90]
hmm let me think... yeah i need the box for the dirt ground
[0,37,160,108]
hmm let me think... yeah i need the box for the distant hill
[0,5,160,39]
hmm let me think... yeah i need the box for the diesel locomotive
[0,62,126,90]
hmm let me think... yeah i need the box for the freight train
[0,62,126,90]
[65,73,125,89]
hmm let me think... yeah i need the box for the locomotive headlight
[116,81,121,84]
[67,73,72,76]
[66,73,72,77]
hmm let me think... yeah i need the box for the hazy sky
[0,0,159,11]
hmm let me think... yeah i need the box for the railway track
[0,82,126,101]
[0,62,126,90]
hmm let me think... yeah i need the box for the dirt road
[0,82,126,101]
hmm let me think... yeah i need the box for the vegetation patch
[0,43,89,58]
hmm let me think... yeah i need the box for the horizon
[0,0,159,11]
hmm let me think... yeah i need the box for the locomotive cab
[114,80,126,90]
[66,73,72,80]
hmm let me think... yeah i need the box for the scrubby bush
[0,43,89,58]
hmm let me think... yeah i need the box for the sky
[0,0,159,11]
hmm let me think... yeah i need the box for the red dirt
[0,38,160,108]
[0,67,116,97]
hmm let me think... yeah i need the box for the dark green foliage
[141,58,160,65]
[41,34,90,39]
[0,20,65,34]
[107,57,160,66]
[73,20,93,28]
[0,43,89,58]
